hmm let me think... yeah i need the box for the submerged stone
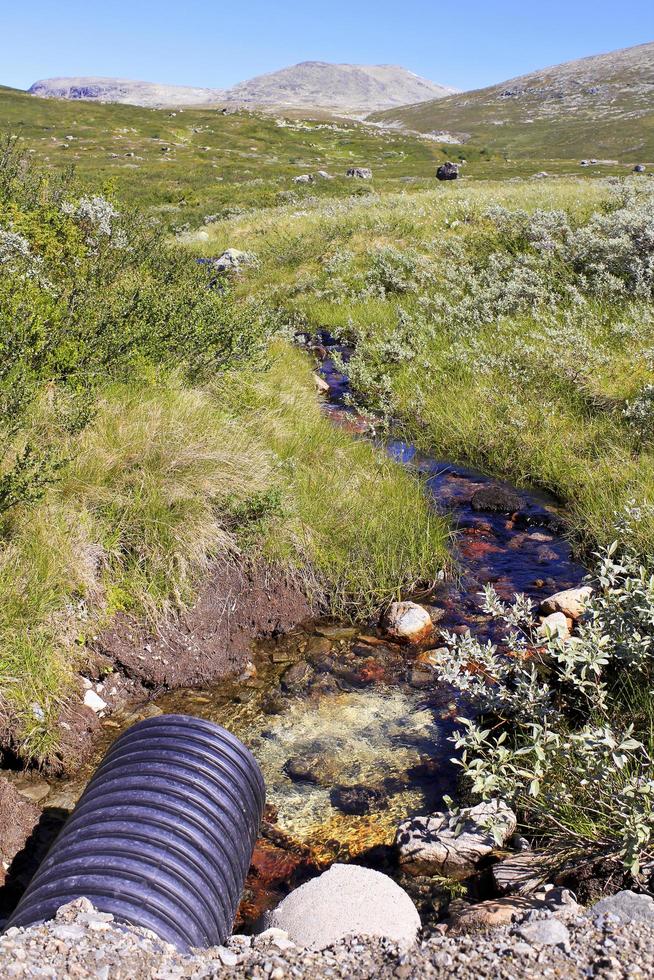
[471,485,522,514]
[330,784,386,815]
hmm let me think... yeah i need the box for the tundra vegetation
[0,139,447,762]
[197,175,654,878]
[2,76,654,885]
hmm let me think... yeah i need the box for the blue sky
[2,0,653,92]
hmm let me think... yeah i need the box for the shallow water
[8,333,588,928]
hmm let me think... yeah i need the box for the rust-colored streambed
[6,335,587,931]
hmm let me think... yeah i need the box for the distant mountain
[370,42,654,159]
[223,62,456,110]
[28,77,224,108]
[28,62,456,114]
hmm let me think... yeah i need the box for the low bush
[440,505,654,878]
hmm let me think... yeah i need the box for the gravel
[1,896,653,979]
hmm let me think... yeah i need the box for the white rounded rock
[540,586,593,620]
[264,863,420,950]
[83,690,107,713]
[384,601,433,644]
[538,612,570,641]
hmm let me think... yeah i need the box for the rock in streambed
[396,799,517,878]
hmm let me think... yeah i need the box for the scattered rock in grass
[212,248,256,273]
[383,601,433,645]
[396,799,517,878]
[471,485,522,514]
[316,171,333,179]
[264,863,420,950]
[293,174,314,184]
[346,167,373,179]
[538,611,571,641]
[634,164,647,173]
[436,162,459,181]
[540,586,593,620]
[589,890,654,925]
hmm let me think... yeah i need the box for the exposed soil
[0,560,312,778]
[95,560,312,689]
[0,781,40,890]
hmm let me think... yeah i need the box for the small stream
[5,334,587,930]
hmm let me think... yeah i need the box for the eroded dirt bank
[0,559,312,776]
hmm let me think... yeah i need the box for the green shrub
[441,505,654,878]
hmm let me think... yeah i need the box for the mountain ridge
[28,62,455,113]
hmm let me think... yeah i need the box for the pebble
[0,897,653,978]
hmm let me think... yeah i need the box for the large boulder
[346,167,373,180]
[264,863,420,949]
[396,799,517,878]
[383,601,433,644]
[436,162,459,181]
[540,586,593,620]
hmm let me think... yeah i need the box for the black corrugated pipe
[5,714,265,952]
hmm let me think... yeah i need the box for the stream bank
[0,334,590,935]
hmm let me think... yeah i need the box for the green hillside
[1,83,632,234]
[371,42,654,162]
[0,84,463,228]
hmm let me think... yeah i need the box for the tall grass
[206,177,654,557]
[0,350,449,763]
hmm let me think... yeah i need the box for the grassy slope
[0,125,450,763]
[192,178,654,557]
[370,44,654,162]
[1,84,623,223]
[0,85,458,226]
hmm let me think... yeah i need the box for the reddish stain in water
[458,536,503,560]
[250,839,302,882]
[357,659,388,684]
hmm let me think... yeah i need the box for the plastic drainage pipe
[5,714,265,952]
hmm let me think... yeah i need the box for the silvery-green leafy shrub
[439,505,654,876]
